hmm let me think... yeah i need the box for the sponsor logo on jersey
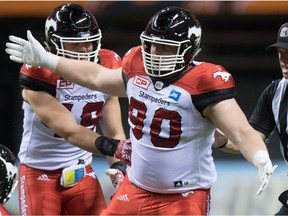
[57,80,74,89]
[174,181,183,187]
[133,76,150,90]
[37,174,50,181]
[212,71,231,82]
[174,179,195,188]
[168,89,181,102]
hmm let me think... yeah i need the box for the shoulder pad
[122,46,147,78]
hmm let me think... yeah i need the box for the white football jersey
[122,46,236,193]
[18,49,121,170]
[19,82,106,170]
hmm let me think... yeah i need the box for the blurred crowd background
[1,1,288,215]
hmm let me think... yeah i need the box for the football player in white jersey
[6,6,276,215]
[7,4,128,215]
[0,144,18,216]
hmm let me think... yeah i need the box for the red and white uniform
[0,205,10,216]
[18,49,121,215]
[103,46,235,215]
[19,49,121,169]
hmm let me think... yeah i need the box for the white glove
[253,150,278,196]
[105,168,124,191]
[5,30,59,71]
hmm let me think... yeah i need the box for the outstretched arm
[55,56,125,97]
[204,98,277,196]
[212,128,240,154]
[7,30,131,164]
[6,30,126,97]
[213,128,267,154]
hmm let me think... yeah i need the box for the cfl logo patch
[57,80,74,89]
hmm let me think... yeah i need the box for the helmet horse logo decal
[188,26,201,44]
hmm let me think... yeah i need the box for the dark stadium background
[0,1,285,161]
[2,1,288,215]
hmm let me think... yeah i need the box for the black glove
[95,136,119,157]
[95,136,132,165]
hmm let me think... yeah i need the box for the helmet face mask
[45,3,102,63]
[0,144,18,204]
[50,32,102,61]
[140,7,202,79]
[141,33,191,77]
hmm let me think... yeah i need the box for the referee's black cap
[267,22,288,49]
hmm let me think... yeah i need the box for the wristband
[44,52,60,72]
[252,150,269,168]
[95,136,119,156]
[111,161,127,175]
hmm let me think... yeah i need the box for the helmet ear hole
[184,49,193,65]
[47,34,59,54]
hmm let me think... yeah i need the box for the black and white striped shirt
[250,78,288,163]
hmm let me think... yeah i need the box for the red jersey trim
[122,46,147,79]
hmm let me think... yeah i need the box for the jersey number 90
[129,97,182,148]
